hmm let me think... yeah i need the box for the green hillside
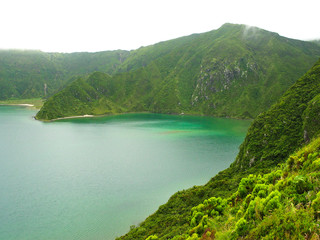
[117,59,320,239]
[163,136,320,239]
[36,24,320,120]
[234,57,320,169]
[0,49,128,100]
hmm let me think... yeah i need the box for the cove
[0,106,250,240]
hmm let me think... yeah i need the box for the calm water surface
[0,106,250,240]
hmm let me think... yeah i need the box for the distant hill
[0,50,129,99]
[36,23,320,120]
[311,39,320,46]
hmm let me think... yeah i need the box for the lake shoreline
[36,112,150,122]
[36,111,254,122]
[0,98,43,109]
[0,106,251,240]
[52,114,95,120]
[0,103,35,107]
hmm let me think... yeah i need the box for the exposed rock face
[191,57,260,115]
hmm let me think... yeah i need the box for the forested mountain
[117,58,320,240]
[0,49,128,99]
[35,24,320,120]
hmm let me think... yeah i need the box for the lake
[0,106,250,240]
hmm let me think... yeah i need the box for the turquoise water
[0,106,250,240]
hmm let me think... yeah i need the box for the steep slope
[166,136,320,239]
[117,59,320,239]
[234,58,320,170]
[0,50,128,100]
[36,24,320,120]
[35,72,126,120]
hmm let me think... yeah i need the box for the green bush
[312,191,320,218]
[146,235,158,240]
[237,174,256,198]
[235,218,248,236]
[252,183,269,198]
[264,190,281,215]
[186,233,199,240]
[205,197,227,216]
[293,175,311,194]
[245,197,265,220]
[190,212,204,227]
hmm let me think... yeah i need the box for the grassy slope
[117,59,320,239]
[36,24,320,120]
[35,72,126,120]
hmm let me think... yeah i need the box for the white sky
[0,0,319,53]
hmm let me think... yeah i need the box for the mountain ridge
[35,23,320,120]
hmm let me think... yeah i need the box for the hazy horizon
[1,0,320,53]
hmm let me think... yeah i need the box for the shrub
[245,196,265,220]
[186,233,199,240]
[237,175,256,198]
[311,158,320,171]
[264,190,281,215]
[190,212,204,227]
[312,191,320,218]
[264,170,283,184]
[235,218,248,236]
[293,175,311,194]
[252,183,269,198]
[190,215,208,235]
[146,235,158,240]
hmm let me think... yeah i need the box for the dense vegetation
[0,49,128,100]
[117,59,320,239]
[164,136,320,239]
[234,58,320,170]
[36,24,320,120]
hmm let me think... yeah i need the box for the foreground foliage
[118,137,320,240]
[166,136,320,240]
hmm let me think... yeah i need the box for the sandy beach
[0,103,35,107]
[52,114,94,121]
